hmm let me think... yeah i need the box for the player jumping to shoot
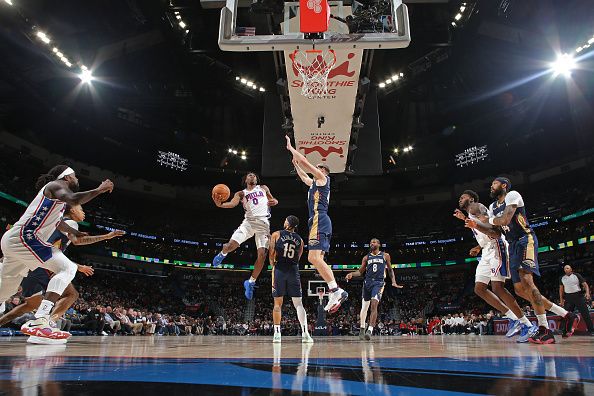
[346,238,402,341]
[212,172,278,300]
[286,136,348,313]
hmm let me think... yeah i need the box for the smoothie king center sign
[285,49,363,172]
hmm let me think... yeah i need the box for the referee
[559,264,594,336]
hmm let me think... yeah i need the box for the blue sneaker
[506,319,522,338]
[517,324,538,343]
[244,280,256,300]
[212,252,226,267]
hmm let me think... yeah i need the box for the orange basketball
[212,184,231,201]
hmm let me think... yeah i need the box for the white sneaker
[21,317,71,340]
[302,333,314,343]
[0,302,5,315]
[324,288,348,313]
[101,331,108,336]
[273,332,282,343]
[27,335,68,345]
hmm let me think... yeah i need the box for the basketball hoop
[291,49,336,99]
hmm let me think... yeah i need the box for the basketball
[212,184,231,201]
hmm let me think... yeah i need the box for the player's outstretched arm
[46,179,114,206]
[269,231,280,264]
[261,185,278,206]
[464,218,501,238]
[385,253,403,288]
[214,191,242,208]
[285,136,326,181]
[57,220,86,238]
[70,230,125,246]
[292,159,313,187]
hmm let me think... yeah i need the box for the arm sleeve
[504,191,524,207]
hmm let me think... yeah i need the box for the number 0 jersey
[242,185,270,219]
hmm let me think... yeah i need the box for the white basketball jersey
[468,211,495,249]
[242,185,269,219]
[12,183,67,243]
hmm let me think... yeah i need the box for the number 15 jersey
[274,230,303,270]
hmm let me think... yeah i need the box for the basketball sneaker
[243,280,256,300]
[364,329,372,341]
[324,288,348,313]
[505,319,522,338]
[358,328,366,340]
[273,332,281,343]
[21,317,71,340]
[528,327,555,344]
[212,252,226,267]
[27,335,68,345]
[302,333,314,343]
[561,312,580,338]
[516,323,538,343]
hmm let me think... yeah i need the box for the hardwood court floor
[0,335,593,395]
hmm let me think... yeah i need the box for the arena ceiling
[0,0,592,189]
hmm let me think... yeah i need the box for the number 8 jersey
[365,252,387,282]
[274,230,303,270]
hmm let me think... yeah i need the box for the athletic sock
[519,316,532,326]
[548,304,568,317]
[505,310,519,320]
[327,280,338,290]
[249,277,256,283]
[367,326,374,333]
[274,325,281,334]
[34,300,55,319]
[220,251,227,257]
[536,314,549,329]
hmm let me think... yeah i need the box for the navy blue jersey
[307,176,330,218]
[365,252,387,282]
[489,191,533,242]
[274,230,303,269]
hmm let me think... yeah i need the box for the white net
[291,49,337,98]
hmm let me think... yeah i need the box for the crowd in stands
[1,144,594,337]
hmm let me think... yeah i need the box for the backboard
[218,0,410,173]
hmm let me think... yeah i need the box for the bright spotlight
[4,0,14,6]
[240,155,247,160]
[378,82,386,88]
[232,150,238,155]
[391,75,399,81]
[179,21,186,29]
[551,53,576,76]
[240,78,247,84]
[454,13,462,21]
[36,31,51,44]
[259,87,265,92]
[78,69,94,84]
[235,76,240,80]
[385,78,392,84]
[393,148,399,154]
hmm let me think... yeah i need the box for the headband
[495,177,511,191]
[56,167,75,180]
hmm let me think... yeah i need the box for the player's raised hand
[285,135,296,152]
[268,198,278,207]
[212,192,223,207]
[464,218,478,229]
[453,209,466,221]
[469,246,481,257]
[98,179,114,193]
[345,273,353,281]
